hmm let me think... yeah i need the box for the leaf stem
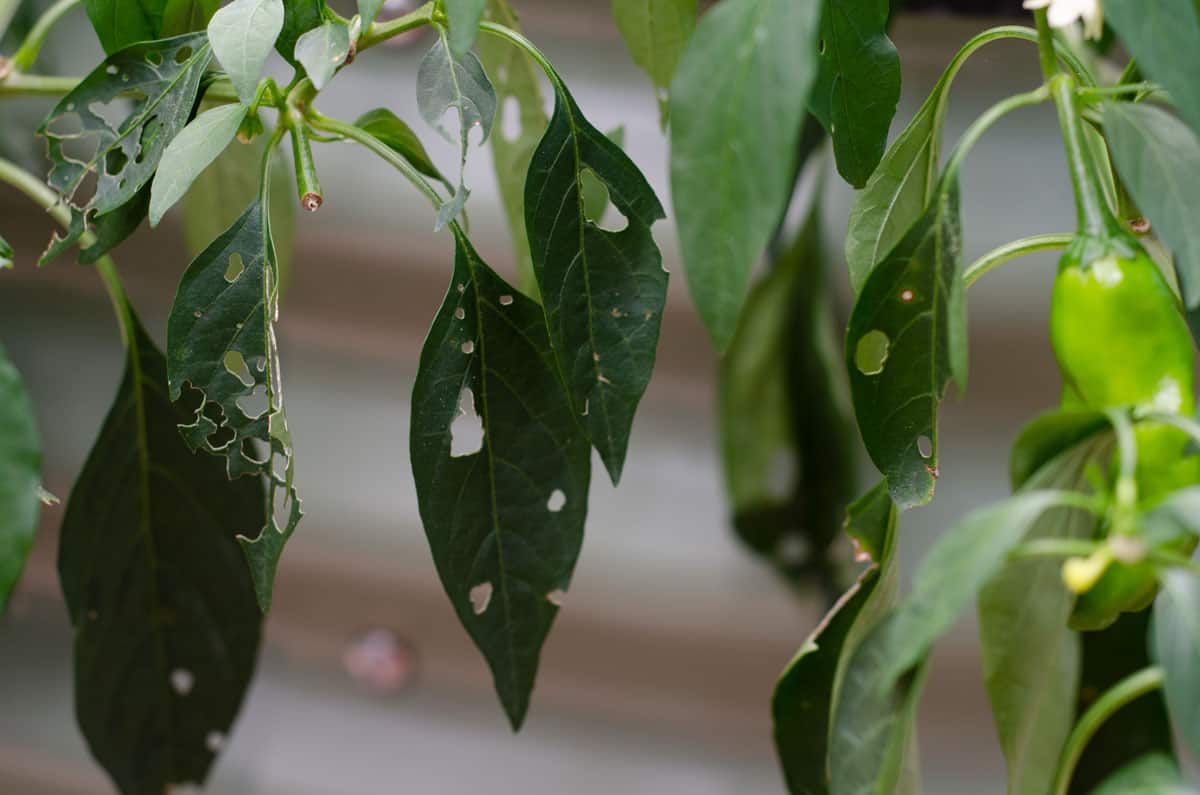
[940,86,1051,187]
[1010,538,1102,561]
[356,0,435,52]
[1034,10,1060,82]
[477,20,562,90]
[1077,82,1159,100]
[9,0,81,71]
[0,72,79,95]
[963,233,1072,287]
[1051,666,1166,795]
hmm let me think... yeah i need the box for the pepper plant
[2,0,1200,792]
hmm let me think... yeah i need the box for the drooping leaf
[294,19,350,91]
[479,0,547,298]
[150,102,246,226]
[0,342,40,614]
[0,234,12,268]
[85,0,169,53]
[410,225,591,730]
[38,33,213,256]
[353,108,452,190]
[1153,561,1200,762]
[807,0,901,188]
[774,482,900,794]
[58,315,263,795]
[980,412,1111,795]
[1105,101,1200,346]
[166,197,301,612]
[846,181,963,509]
[445,0,486,58]
[358,0,387,28]
[275,0,324,68]
[207,0,284,105]
[161,0,220,36]
[525,81,667,484]
[1093,754,1192,795]
[612,0,696,124]
[1105,0,1200,139]
[669,0,823,351]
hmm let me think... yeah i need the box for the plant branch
[10,0,81,71]
[1077,82,1159,101]
[0,72,78,95]
[1034,10,1060,82]
[1010,538,1101,561]
[964,233,1072,287]
[940,85,1051,187]
[356,0,434,52]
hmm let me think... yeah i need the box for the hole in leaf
[547,489,566,512]
[105,64,118,75]
[461,340,475,354]
[241,437,269,465]
[899,288,915,303]
[223,351,254,387]
[855,330,890,375]
[454,307,465,320]
[225,252,245,282]
[136,116,161,164]
[819,38,826,55]
[499,294,513,306]
[170,668,194,696]
[237,385,269,419]
[469,582,493,614]
[546,589,566,607]
[450,388,484,457]
[917,435,933,459]
[174,45,194,64]
[271,452,289,482]
[579,167,629,232]
[271,481,291,525]
[104,148,128,175]
[146,50,164,66]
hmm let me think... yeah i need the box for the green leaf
[41,184,153,267]
[0,342,40,614]
[275,0,324,68]
[85,0,169,54]
[807,0,900,188]
[358,0,387,27]
[150,102,246,226]
[611,0,696,124]
[1105,101,1200,346]
[353,107,452,189]
[525,81,668,484]
[445,0,486,58]
[1153,561,1200,762]
[410,225,591,730]
[774,482,900,794]
[161,0,220,36]
[0,234,12,268]
[166,197,301,612]
[479,0,547,299]
[1105,0,1200,138]
[579,126,625,224]
[294,18,350,91]
[669,0,823,351]
[980,413,1111,795]
[1093,754,1192,795]
[846,182,964,509]
[207,0,284,105]
[38,33,213,252]
[58,316,263,795]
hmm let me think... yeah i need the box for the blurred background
[1,1,1083,792]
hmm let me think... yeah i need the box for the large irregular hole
[579,167,630,233]
[241,437,270,465]
[225,252,245,282]
[450,387,484,457]
[237,385,269,420]
[469,582,493,614]
[136,116,161,164]
[855,330,890,375]
[223,351,254,387]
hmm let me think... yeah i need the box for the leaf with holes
[479,0,547,298]
[446,0,486,58]
[0,343,40,614]
[207,0,284,104]
[1152,526,1200,761]
[807,0,900,188]
[85,0,169,53]
[161,0,220,37]
[774,482,901,794]
[1106,0,1200,139]
[410,225,591,729]
[669,0,823,350]
[1105,101,1200,346]
[37,33,212,255]
[58,315,262,795]
[294,19,350,91]
[150,102,246,226]
[612,0,696,124]
[166,196,301,612]
[353,108,452,192]
[846,181,963,509]
[525,81,667,484]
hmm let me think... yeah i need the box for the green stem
[1010,538,1101,561]
[1034,9,1060,82]
[1050,73,1118,238]
[357,0,435,51]
[964,233,1072,287]
[478,20,562,89]
[10,0,81,71]
[290,124,322,212]
[940,86,1051,186]
[1051,666,1166,795]
[0,72,79,96]
[1077,82,1158,100]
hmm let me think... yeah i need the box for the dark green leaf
[40,184,152,267]
[294,18,350,91]
[208,0,284,104]
[846,182,963,509]
[38,33,213,256]
[161,0,219,36]
[1153,558,1200,762]
[611,0,696,124]
[1106,0,1200,138]
[445,0,486,58]
[354,108,452,190]
[59,316,263,795]
[1009,408,1109,491]
[1093,754,1192,795]
[150,102,246,226]
[669,0,823,350]
[166,197,301,612]
[525,81,667,484]
[1105,101,1200,346]
[0,342,40,614]
[774,482,899,794]
[0,234,12,268]
[807,0,900,188]
[85,0,169,53]
[275,0,324,68]
[479,0,547,298]
[410,225,591,729]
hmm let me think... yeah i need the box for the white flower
[1024,0,1104,40]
